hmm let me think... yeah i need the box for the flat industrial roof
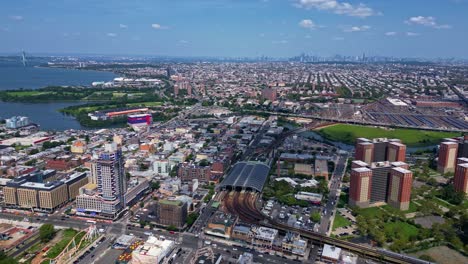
[219,161,270,192]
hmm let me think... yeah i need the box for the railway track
[221,190,428,264]
[222,191,265,223]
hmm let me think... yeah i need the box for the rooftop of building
[370,161,391,168]
[209,211,236,226]
[390,161,407,167]
[133,236,174,257]
[159,199,183,206]
[219,161,270,192]
[352,160,368,166]
[389,141,406,147]
[322,244,341,260]
[61,171,88,184]
[233,223,251,234]
[20,181,62,190]
[253,226,278,240]
[352,167,372,173]
[391,167,412,174]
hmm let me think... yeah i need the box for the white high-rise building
[5,116,30,129]
[97,143,126,202]
[76,143,127,219]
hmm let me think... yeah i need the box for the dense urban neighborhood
[0,57,467,264]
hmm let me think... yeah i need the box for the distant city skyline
[1,0,468,58]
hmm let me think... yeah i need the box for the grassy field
[64,101,162,115]
[333,214,352,230]
[356,206,384,218]
[127,101,163,107]
[383,221,419,241]
[317,124,460,147]
[382,201,419,215]
[6,91,50,96]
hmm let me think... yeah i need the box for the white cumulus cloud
[344,25,370,32]
[106,33,117,37]
[405,16,451,29]
[119,24,128,29]
[299,19,317,29]
[151,23,168,30]
[294,0,378,18]
[385,31,397,36]
[406,32,420,37]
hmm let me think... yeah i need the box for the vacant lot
[317,124,459,146]
[412,246,468,264]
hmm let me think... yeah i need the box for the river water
[0,59,117,131]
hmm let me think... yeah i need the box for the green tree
[310,212,321,222]
[199,159,210,167]
[25,159,37,166]
[419,255,435,262]
[151,181,160,191]
[440,185,464,205]
[186,213,199,227]
[167,225,178,231]
[0,250,17,264]
[67,136,76,143]
[29,148,39,155]
[39,224,55,242]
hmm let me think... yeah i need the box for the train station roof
[219,161,270,192]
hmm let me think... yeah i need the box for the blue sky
[0,0,467,58]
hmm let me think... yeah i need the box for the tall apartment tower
[355,142,374,164]
[454,161,468,195]
[349,167,372,208]
[88,161,98,185]
[457,135,468,158]
[437,142,459,174]
[355,138,405,163]
[387,142,406,162]
[388,167,413,210]
[97,143,126,203]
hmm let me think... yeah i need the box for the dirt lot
[0,223,34,250]
[411,246,468,264]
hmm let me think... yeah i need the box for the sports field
[317,124,460,146]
